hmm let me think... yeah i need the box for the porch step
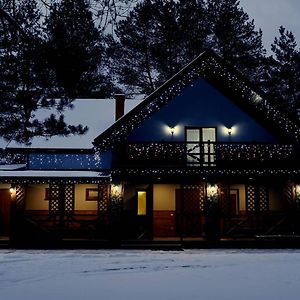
[121,240,183,250]
[0,237,10,248]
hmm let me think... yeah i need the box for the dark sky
[239,0,300,52]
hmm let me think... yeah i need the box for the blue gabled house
[1,50,300,246]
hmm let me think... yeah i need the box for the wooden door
[0,189,11,235]
[229,190,239,216]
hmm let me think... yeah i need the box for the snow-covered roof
[0,98,143,149]
[0,170,107,178]
[0,164,26,170]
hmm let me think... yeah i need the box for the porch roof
[0,164,26,170]
[0,170,111,184]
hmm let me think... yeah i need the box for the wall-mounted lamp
[227,127,232,136]
[110,183,123,199]
[9,187,16,195]
[207,184,218,198]
[295,185,300,199]
[170,127,175,137]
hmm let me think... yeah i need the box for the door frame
[0,188,12,236]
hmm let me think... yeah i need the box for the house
[1,50,300,247]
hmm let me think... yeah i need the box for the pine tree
[151,0,181,83]
[177,0,209,63]
[110,0,266,94]
[109,0,186,94]
[263,26,300,111]
[109,0,158,94]
[206,0,266,82]
[0,0,87,145]
[45,0,111,98]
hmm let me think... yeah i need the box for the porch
[1,177,300,247]
[0,171,111,246]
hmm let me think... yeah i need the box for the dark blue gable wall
[127,79,277,142]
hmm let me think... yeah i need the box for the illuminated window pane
[86,188,98,201]
[137,191,147,215]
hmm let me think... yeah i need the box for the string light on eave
[94,56,300,152]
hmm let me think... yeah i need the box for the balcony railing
[114,142,297,168]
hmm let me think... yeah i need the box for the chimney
[115,94,125,121]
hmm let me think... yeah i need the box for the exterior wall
[0,184,11,189]
[128,79,277,143]
[26,184,49,210]
[99,151,112,169]
[74,184,98,211]
[153,184,179,211]
[25,184,98,211]
[28,151,112,171]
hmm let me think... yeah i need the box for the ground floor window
[137,191,147,215]
[85,188,98,201]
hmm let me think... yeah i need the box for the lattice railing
[182,184,206,213]
[15,185,26,211]
[122,142,296,167]
[49,183,60,214]
[98,184,110,213]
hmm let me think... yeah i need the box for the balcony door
[186,127,216,166]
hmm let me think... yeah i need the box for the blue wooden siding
[128,79,277,143]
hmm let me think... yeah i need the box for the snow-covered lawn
[1,249,300,300]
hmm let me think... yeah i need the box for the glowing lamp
[111,184,123,198]
[170,127,175,136]
[207,184,218,197]
[295,185,300,198]
[227,127,232,136]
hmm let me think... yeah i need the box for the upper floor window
[186,127,216,167]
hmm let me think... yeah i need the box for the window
[86,188,98,201]
[137,191,147,215]
[186,127,216,166]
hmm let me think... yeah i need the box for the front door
[229,190,239,216]
[0,189,11,235]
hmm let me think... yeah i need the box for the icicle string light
[94,55,300,152]
[121,142,294,164]
[29,153,101,170]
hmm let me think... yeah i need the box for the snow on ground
[1,249,300,300]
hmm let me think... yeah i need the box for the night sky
[239,0,300,52]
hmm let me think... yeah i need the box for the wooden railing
[114,142,297,168]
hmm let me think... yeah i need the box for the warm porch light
[111,184,123,199]
[207,184,218,197]
[295,185,300,199]
[9,187,16,195]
